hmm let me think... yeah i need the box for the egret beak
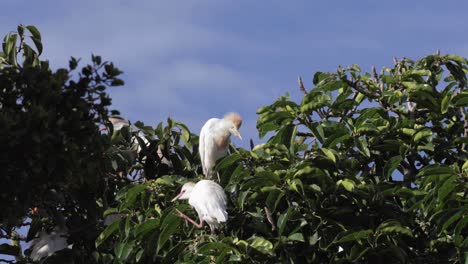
[171,192,183,202]
[234,130,242,140]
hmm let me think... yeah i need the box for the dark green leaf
[26,25,41,40]
[0,243,20,256]
[96,219,121,247]
[248,236,274,255]
[383,156,402,179]
[157,208,183,253]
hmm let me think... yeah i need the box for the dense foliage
[0,25,125,262]
[1,25,467,263]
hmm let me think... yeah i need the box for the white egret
[106,116,172,167]
[172,180,228,234]
[107,116,148,154]
[29,227,68,261]
[199,112,242,180]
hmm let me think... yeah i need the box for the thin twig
[345,79,380,98]
[296,132,314,137]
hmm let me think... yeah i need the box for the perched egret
[172,180,228,234]
[199,112,242,180]
[107,116,148,154]
[106,116,172,167]
[29,227,69,261]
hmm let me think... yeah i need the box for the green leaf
[31,37,43,55]
[417,165,454,178]
[0,244,20,256]
[350,244,370,262]
[215,152,241,171]
[376,220,413,237]
[413,128,432,143]
[265,188,284,213]
[288,233,305,242]
[115,241,135,260]
[157,208,183,253]
[339,179,355,192]
[383,156,402,179]
[135,249,144,262]
[462,160,468,173]
[313,71,333,85]
[454,95,468,107]
[26,217,41,241]
[437,175,457,202]
[445,54,468,64]
[277,207,292,236]
[441,92,453,114]
[335,229,372,243]
[268,124,295,148]
[309,232,319,246]
[357,137,370,158]
[26,25,41,40]
[237,190,250,210]
[134,219,159,238]
[124,216,132,237]
[309,122,325,143]
[242,170,280,189]
[198,241,234,256]
[321,148,336,163]
[118,184,147,209]
[248,236,274,255]
[96,219,121,247]
[17,25,24,36]
[440,209,464,233]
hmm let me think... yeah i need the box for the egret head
[172,182,195,201]
[224,112,242,140]
[107,116,129,131]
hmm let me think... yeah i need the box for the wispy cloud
[1,0,467,145]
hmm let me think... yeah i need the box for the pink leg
[175,209,204,228]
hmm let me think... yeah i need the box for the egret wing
[199,118,219,177]
[188,181,227,234]
[189,180,227,223]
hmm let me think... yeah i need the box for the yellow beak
[171,192,182,202]
[233,130,242,140]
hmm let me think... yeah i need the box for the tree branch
[345,79,380,99]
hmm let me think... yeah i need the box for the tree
[0,25,125,262]
[97,57,467,263]
[1,25,466,263]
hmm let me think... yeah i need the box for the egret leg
[175,209,204,228]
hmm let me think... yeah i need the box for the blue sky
[1,0,468,147]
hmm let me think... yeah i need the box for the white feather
[186,180,228,232]
[29,228,68,261]
[199,117,240,179]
